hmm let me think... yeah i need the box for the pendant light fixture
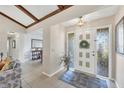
[77,16,85,27]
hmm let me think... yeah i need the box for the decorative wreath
[79,40,90,49]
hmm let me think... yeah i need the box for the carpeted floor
[60,70,108,88]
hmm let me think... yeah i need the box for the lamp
[77,16,85,27]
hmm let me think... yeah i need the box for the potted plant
[60,55,70,71]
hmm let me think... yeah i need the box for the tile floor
[21,61,117,88]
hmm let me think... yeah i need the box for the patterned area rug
[59,70,108,88]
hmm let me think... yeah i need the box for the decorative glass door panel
[96,28,109,77]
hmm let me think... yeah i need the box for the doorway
[7,36,15,59]
[7,37,11,58]
[7,33,18,59]
[75,26,111,78]
[67,32,75,71]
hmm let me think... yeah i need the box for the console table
[32,50,42,62]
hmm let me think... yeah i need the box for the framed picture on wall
[31,39,42,48]
[115,16,124,54]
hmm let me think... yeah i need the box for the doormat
[59,70,108,88]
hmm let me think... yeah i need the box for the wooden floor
[21,60,117,88]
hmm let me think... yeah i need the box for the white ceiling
[0,5,35,26]
[0,5,59,27]
[0,5,119,28]
[62,6,119,27]
[23,5,58,19]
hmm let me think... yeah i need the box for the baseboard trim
[114,80,120,88]
[42,67,64,77]
[110,78,120,88]
[42,72,51,77]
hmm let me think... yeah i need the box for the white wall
[42,27,51,73]
[0,15,26,61]
[42,24,65,75]
[49,24,65,74]
[114,6,124,88]
[0,29,8,59]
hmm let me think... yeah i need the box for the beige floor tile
[22,79,31,88]
[21,60,116,88]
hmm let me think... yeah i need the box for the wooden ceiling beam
[58,5,73,10]
[0,12,27,28]
[57,5,65,10]
[64,5,73,9]
[0,5,73,29]
[15,5,39,22]
[27,5,73,28]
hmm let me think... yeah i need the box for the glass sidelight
[68,33,75,69]
[96,28,109,77]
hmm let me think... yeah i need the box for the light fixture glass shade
[77,16,85,27]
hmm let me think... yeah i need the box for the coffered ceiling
[0,5,72,28]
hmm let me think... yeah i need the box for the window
[116,17,124,54]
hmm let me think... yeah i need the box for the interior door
[75,28,96,74]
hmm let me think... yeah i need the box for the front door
[75,28,96,74]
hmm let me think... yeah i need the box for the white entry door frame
[66,25,112,79]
